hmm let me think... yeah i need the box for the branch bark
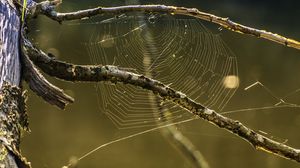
[33,3,300,50]
[21,32,74,109]
[17,0,74,109]
[0,84,30,168]
[22,35,300,163]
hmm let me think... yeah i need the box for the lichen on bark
[0,83,30,168]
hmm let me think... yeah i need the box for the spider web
[83,14,238,129]
[27,12,300,168]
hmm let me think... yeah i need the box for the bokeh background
[22,0,300,167]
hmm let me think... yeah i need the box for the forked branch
[21,29,74,109]
[32,2,300,50]
[22,35,300,163]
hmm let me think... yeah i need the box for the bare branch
[21,32,74,109]
[22,36,300,163]
[33,3,300,50]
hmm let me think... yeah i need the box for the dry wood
[22,35,300,163]
[33,3,300,50]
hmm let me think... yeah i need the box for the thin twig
[33,3,300,50]
[22,36,300,163]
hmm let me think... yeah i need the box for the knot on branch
[31,0,61,22]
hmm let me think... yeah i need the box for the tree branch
[18,0,74,109]
[32,2,300,50]
[22,35,300,163]
[21,34,74,109]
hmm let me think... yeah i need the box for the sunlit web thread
[84,15,238,129]
[244,80,300,107]
[62,117,199,168]
[62,92,300,168]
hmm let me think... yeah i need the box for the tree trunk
[0,0,21,87]
[0,0,30,167]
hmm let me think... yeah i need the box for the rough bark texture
[0,84,30,168]
[24,36,300,163]
[0,0,21,88]
[1,1,297,166]
[0,0,31,167]
[21,31,74,109]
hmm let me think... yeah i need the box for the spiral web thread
[57,12,300,167]
[84,15,238,129]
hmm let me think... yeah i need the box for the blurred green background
[22,0,300,168]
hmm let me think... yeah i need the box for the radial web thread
[84,15,238,129]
